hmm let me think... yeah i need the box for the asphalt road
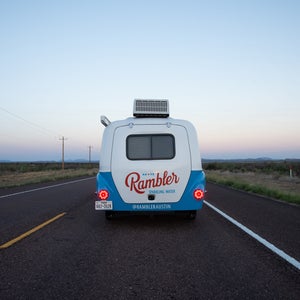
[0,178,299,299]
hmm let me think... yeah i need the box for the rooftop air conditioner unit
[133,99,169,118]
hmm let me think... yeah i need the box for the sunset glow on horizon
[0,0,299,161]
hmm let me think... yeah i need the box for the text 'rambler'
[125,171,180,194]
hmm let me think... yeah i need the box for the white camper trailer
[95,99,206,219]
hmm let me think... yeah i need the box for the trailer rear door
[111,123,191,204]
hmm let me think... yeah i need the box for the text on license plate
[95,201,113,210]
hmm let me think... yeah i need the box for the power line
[1,106,97,162]
[0,106,61,137]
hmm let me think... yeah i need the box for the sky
[0,0,299,161]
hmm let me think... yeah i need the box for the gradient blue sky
[0,0,299,161]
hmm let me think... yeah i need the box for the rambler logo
[125,171,180,194]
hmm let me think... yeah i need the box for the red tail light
[98,189,109,200]
[193,189,204,200]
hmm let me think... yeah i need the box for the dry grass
[206,170,300,204]
[0,168,98,188]
[206,170,300,194]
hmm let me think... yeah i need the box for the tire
[105,211,114,220]
[186,210,197,220]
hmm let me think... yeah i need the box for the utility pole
[59,136,67,170]
[88,145,93,165]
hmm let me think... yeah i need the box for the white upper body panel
[100,117,202,172]
[99,117,202,203]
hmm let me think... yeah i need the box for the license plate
[95,201,113,210]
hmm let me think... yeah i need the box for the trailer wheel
[186,210,197,220]
[105,211,114,220]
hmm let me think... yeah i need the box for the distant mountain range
[202,157,300,163]
[1,158,299,163]
[0,159,98,163]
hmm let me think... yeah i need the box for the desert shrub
[0,162,98,174]
[206,173,300,205]
[203,160,300,176]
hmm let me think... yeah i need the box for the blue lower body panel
[96,170,206,212]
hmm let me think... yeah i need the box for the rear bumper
[96,170,206,212]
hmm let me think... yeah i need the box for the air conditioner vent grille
[133,99,169,118]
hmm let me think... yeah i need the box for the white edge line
[0,177,94,199]
[204,200,300,271]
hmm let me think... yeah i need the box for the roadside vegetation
[0,162,98,188]
[203,160,300,205]
[1,161,300,205]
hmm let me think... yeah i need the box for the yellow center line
[0,212,66,250]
